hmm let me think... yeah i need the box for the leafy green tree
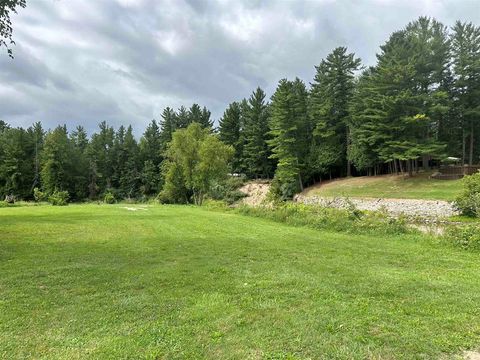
[0,0,26,58]
[161,123,233,205]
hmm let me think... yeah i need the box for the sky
[1,0,480,135]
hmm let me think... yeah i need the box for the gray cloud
[1,0,479,135]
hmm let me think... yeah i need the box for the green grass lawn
[302,172,463,201]
[1,204,480,359]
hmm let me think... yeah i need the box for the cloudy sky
[1,0,479,134]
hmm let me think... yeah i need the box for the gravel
[294,195,458,219]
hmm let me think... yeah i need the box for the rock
[4,195,15,204]
[294,195,458,219]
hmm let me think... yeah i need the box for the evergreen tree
[86,121,115,198]
[218,101,243,173]
[40,126,72,195]
[139,119,162,195]
[175,106,190,129]
[309,47,361,177]
[242,87,274,178]
[451,21,480,165]
[269,79,310,199]
[159,107,176,152]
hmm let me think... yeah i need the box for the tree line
[1,17,479,202]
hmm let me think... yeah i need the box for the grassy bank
[302,172,462,201]
[1,204,480,359]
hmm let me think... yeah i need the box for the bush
[48,190,69,206]
[444,224,480,251]
[454,172,480,217]
[208,176,247,205]
[104,191,116,204]
[236,202,408,236]
[33,187,46,202]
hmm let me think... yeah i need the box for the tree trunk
[347,160,351,177]
[398,160,404,174]
[298,173,304,192]
[462,127,466,166]
[469,121,474,166]
[422,155,429,171]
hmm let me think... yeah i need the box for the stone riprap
[294,195,458,219]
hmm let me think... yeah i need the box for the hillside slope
[302,172,463,201]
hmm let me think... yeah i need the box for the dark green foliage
[218,102,243,173]
[1,16,480,204]
[269,78,310,200]
[451,21,480,165]
[454,172,480,217]
[242,88,274,178]
[309,47,361,177]
[350,18,450,175]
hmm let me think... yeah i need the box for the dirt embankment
[238,181,271,206]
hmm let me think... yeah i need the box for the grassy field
[302,172,463,201]
[1,204,480,359]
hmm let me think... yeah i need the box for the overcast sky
[1,0,479,134]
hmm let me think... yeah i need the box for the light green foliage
[47,189,69,206]
[161,123,233,205]
[103,191,116,204]
[236,202,408,236]
[2,204,480,358]
[445,223,480,250]
[33,187,45,202]
[454,172,480,217]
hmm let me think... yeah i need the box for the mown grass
[303,172,463,201]
[1,204,480,359]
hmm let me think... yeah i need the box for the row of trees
[0,104,215,202]
[1,17,479,201]
[219,17,480,199]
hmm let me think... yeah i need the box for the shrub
[454,172,480,217]
[48,190,69,206]
[33,187,46,202]
[444,224,480,251]
[208,176,247,205]
[236,202,408,236]
[104,191,116,204]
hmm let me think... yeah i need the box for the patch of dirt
[122,207,148,211]
[464,351,480,360]
[239,181,271,206]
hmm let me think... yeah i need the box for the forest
[1,16,479,202]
